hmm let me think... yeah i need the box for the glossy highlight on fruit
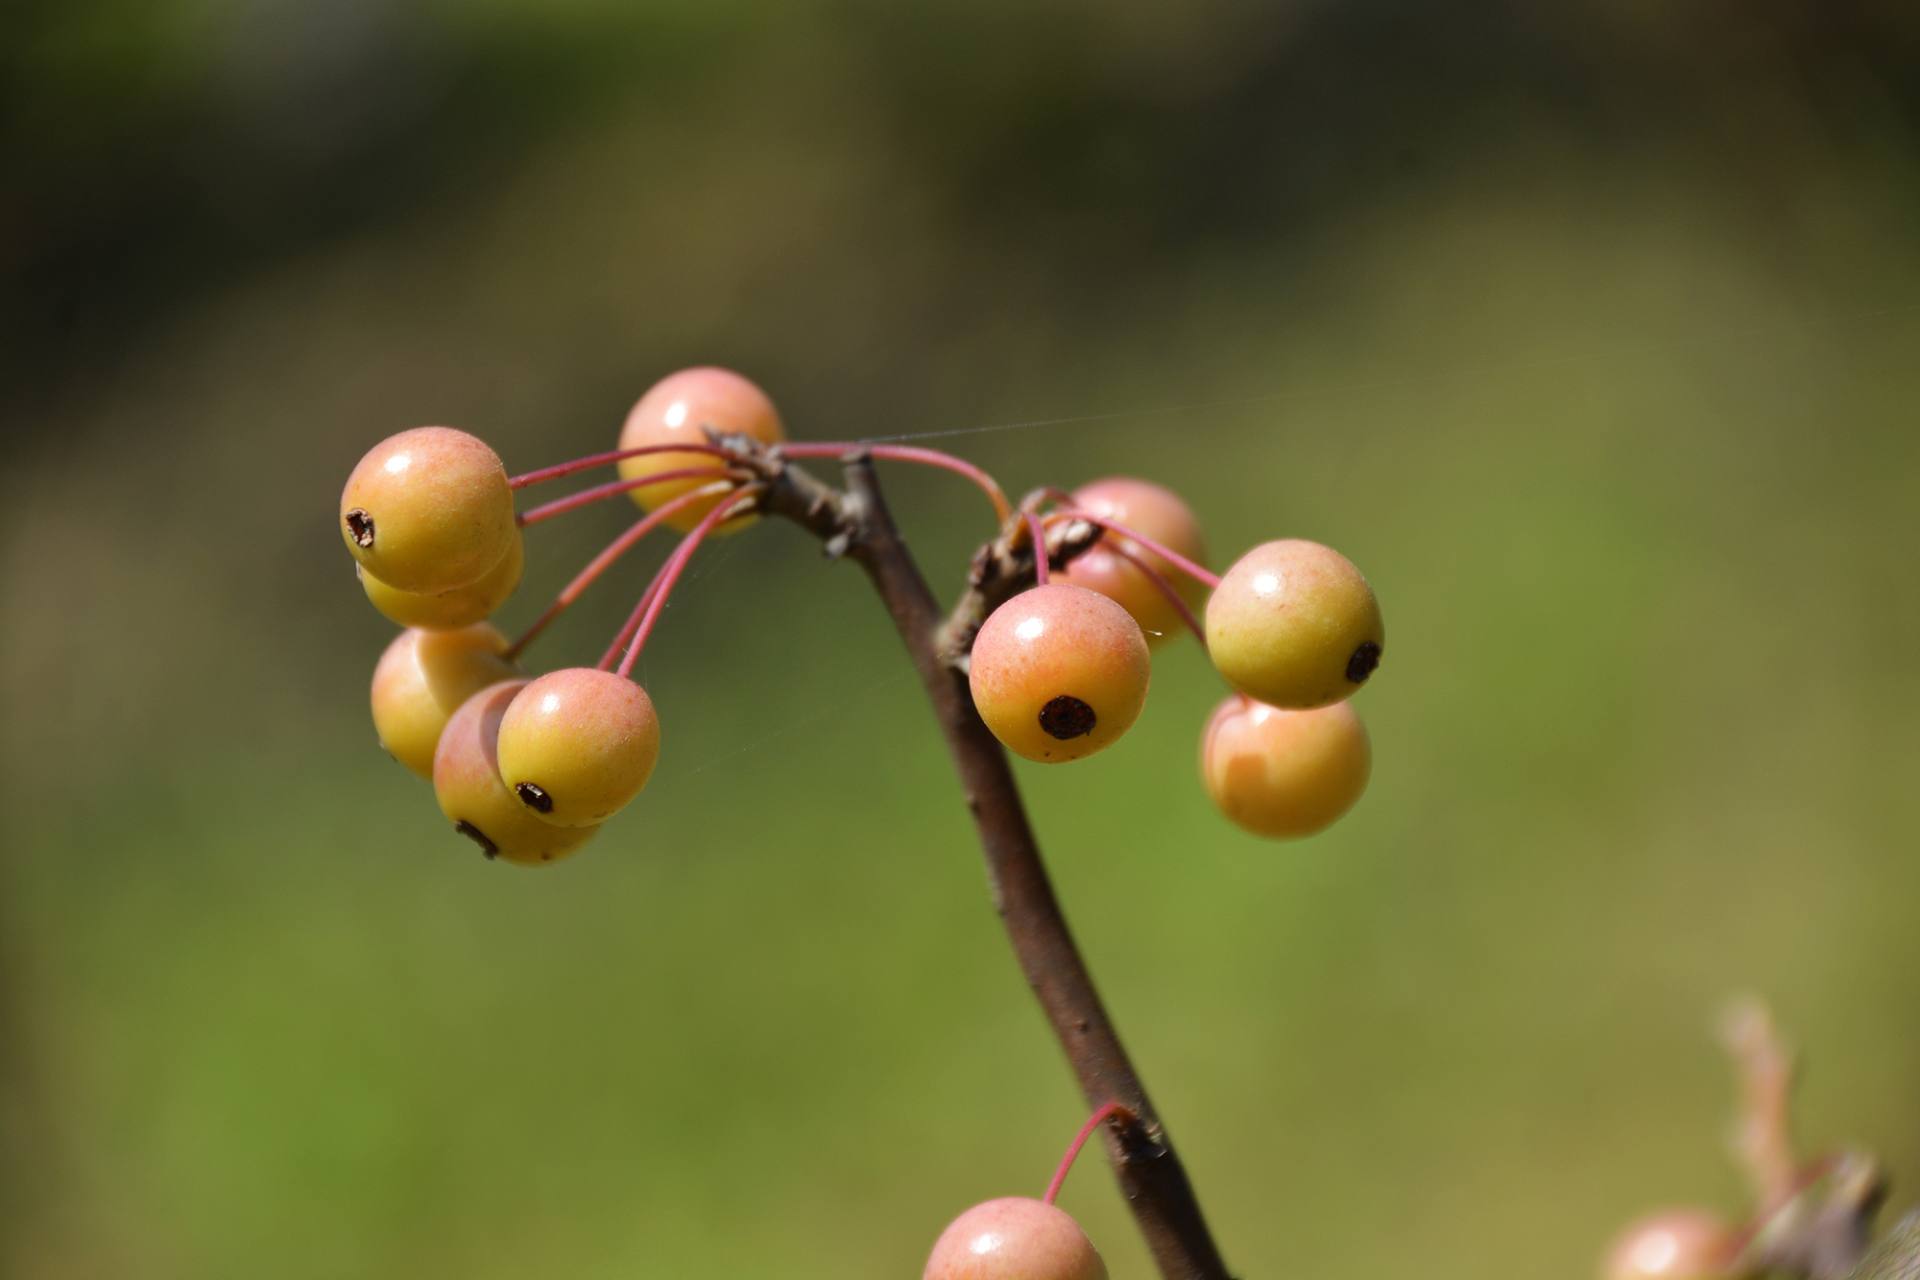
[969,583,1150,763]
[1204,538,1384,709]
[1201,695,1370,838]
[432,680,600,866]
[340,427,517,593]
[369,623,521,777]
[1060,476,1207,647]
[496,668,661,827]
[616,367,783,534]
[357,528,524,630]
[923,1197,1107,1280]
[1603,1209,1742,1280]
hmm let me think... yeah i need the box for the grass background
[5,2,1920,1275]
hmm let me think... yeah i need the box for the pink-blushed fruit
[432,680,600,866]
[1200,695,1371,838]
[357,528,524,630]
[1603,1209,1743,1280]
[616,367,783,534]
[1204,538,1383,709]
[924,1197,1107,1280]
[369,623,521,778]
[340,427,517,593]
[969,583,1151,763]
[1060,476,1207,647]
[495,668,661,827]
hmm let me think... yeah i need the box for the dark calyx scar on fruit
[1039,695,1097,740]
[1346,640,1381,684]
[453,819,498,859]
[345,508,375,547]
[514,781,554,813]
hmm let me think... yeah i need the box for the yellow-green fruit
[369,623,521,777]
[432,681,601,866]
[340,426,516,592]
[1204,539,1383,709]
[357,529,523,629]
[495,668,661,827]
[615,367,782,534]
[1200,696,1370,838]
[968,583,1151,763]
[1602,1209,1742,1280]
[1059,476,1207,648]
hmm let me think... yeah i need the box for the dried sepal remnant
[1039,695,1097,740]
[453,819,498,859]
[1345,640,1382,684]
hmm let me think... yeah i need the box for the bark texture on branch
[737,439,1232,1279]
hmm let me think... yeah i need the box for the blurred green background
[5,2,1920,1276]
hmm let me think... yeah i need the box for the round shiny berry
[369,623,520,778]
[1204,539,1384,709]
[969,583,1151,763]
[924,1198,1107,1280]
[432,681,600,866]
[1200,696,1371,838]
[495,668,661,827]
[1603,1210,1742,1280]
[340,427,516,593]
[615,367,783,534]
[1060,476,1207,647]
[357,528,524,630]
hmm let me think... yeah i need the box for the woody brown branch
[729,437,1233,1280]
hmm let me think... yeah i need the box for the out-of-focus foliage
[4,3,1919,1277]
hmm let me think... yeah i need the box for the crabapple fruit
[432,680,601,865]
[340,427,517,593]
[616,367,783,533]
[1060,476,1207,647]
[969,583,1150,763]
[369,623,521,778]
[357,528,524,630]
[1204,538,1383,709]
[1603,1209,1743,1280]
[495,668,662,827]
[923,1197,1107,1280]
[1200,696,1370,838]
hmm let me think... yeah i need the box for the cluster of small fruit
[922,1104,1126,1280]
[343,368,782,864]
[339,364,1384,862]
[969,470,1383,836]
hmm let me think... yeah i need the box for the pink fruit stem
[1047,507,1220,590]
[516,467,746,527]
[508,443,737,490]
[615,486,767,678]
[1025,512,1052,585]
[1104,540,1207,646]
[1043,1102,1136,1206]
[507,482,738,661]
[597,575,663,673]
[779,443,1011,523]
